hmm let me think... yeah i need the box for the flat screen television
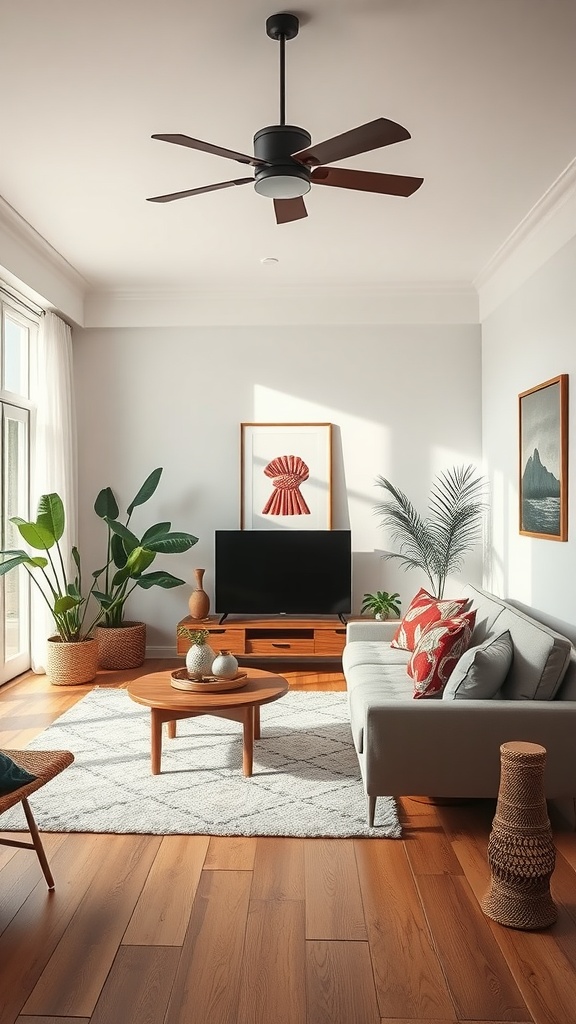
[215,529,352,619]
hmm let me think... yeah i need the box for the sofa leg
[367,795,376,827]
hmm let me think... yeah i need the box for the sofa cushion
[408,611,476,699]
[442,630,513,700]
[342,641,411,673]
[0,751,37,794]
[494,607,571,700]
[461,583,508,646]
[390,588,469,651]
[346,668,413,753]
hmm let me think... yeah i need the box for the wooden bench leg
[21,797,55,890]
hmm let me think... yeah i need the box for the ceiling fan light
[254,173,311,199]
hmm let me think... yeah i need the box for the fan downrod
[266,13,299,41]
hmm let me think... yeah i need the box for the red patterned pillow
[390,588,469,651]
[408,611,477,699]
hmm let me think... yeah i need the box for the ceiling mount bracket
[266,13,299,41]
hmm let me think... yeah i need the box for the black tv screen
[215,530,352,616]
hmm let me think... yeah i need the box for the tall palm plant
[373,464,486,599]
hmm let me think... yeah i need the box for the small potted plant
[360,590,402,620]
[177,626,216,677]
[93,467,198,669]
[0,493,106,684]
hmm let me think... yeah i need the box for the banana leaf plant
[92,467,198,627]
[0,493,104,641]
[373,464,486,599]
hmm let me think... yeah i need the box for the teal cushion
[0,751,37,794]
[442,630,513,700]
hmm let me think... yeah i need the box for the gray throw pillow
[442,630,513,700]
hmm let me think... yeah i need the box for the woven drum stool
[481,741,557,930]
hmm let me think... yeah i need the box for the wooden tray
[170,668,248,693]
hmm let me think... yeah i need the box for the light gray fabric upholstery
[344,587,576,819]
[442,630,513,700]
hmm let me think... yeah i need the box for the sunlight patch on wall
[252,385,392,549]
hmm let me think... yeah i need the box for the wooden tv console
[176,616,348,659]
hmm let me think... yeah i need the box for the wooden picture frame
[519,374,568,540]
[241,422,333,530]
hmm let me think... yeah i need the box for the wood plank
[355,839,456,1020]
[164,870,252,1024]
[204,835,257,870]
[16,1018,90,1024]
[416,873,531,1021]
[90,945,180,1024]
[123,834,209,945]
[22,834,161,1017]
[305,838,366,940]
[452,831,576,1024]
[0,834,107,1024]
[0,834,65,936]
[306,940,380,1024]
[403,815,464,876]
[251,837,305,900]
[236,900,306,1024]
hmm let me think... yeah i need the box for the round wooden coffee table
[126,667,289,777]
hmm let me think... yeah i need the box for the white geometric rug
[1,688,401,838]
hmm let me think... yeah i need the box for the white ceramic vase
[185,641,215,677]
[211,650,239,679]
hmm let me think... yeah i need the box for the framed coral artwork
[519,374,568,541]
[240,422,333,530]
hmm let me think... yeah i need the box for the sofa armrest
[346,619,399,643]
[360,698,576,799]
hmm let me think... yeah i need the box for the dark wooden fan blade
[147,178,253,203]
[274,197,308,224]
[311,166,423,196]
[151,134,268,168]
[292,118,411,167]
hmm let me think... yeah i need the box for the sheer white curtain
[31,312,78,671]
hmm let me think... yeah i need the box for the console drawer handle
[272,642,290,648]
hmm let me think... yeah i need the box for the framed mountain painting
[519,374,568,540]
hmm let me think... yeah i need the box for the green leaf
[125,546,156,575]
[136,570,186,590]
[92,590,116,609]
[10,517,56,550]
[110,533,127,569]
[71,546,81,571]
[107,520,140,554]
[144,531,198,554]
[0,552,36,575]
[36,493,65,542]
[54,595,81,613]
[94,486,119,520]
[127,468,162,516]
[140,522,171,545]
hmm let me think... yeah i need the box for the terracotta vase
[188,568,210,620]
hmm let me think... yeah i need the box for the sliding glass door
[0,294,37,684]
[0,404,30,681]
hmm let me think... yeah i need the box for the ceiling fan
[147,12,423,224]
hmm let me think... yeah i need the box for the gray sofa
[343,583,576,826]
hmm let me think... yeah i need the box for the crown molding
[475,157,576,320]
[0,196,87,324]
[83,281,479,328]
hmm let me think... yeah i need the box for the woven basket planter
[46,636,99,686]
[96,621,147,670]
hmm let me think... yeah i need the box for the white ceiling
[2,0,576,296]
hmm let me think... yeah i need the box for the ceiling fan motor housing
[253,125,312,198]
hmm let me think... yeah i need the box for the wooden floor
[1,660,576,1024]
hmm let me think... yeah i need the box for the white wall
[73,322,482,654]
[482,235,576,637]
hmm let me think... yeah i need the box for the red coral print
[262,454,311,516]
